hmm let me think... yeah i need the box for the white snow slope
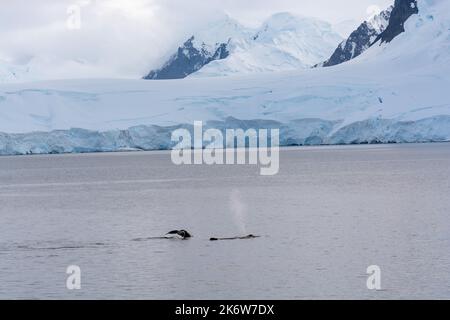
[191,13,343,77]
[0,59,30,83]
[0,0,449,155]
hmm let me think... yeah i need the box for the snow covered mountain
[0,0,449,155]
[144,15,251,80]
[321,6,393,67]
[145,13,342,79]
[143,36,231,80]
[321,0,419,68]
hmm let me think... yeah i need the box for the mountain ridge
[320,0,420,68]
[145,12,342,79]
[320,6,393,67]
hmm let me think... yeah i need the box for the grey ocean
[0,144,449,299]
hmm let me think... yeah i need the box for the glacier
[0,0,449,155]
[1,116,449,156]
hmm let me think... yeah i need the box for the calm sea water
[0,144,449,299]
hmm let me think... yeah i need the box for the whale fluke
[166,230,192,239]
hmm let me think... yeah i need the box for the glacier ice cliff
[1,116,449,155]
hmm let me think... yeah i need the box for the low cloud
[0,0,393,79]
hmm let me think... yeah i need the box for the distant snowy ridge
[0,60,30,83]
[0,56,130,84]
[145,13,342,79]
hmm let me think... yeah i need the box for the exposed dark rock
[321,0,419,68]
[376,0,419,43]
[321,8,392,67]
[144,36,230,80]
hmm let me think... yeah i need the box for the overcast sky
[0,0,393,79]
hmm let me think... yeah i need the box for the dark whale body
[132,231,259,242]
[209,234,260,241]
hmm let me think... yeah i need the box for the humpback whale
[133,231,259,242]
[131,230,192,242]
[209,234,260,241]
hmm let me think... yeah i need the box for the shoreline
[1,140,449,158]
